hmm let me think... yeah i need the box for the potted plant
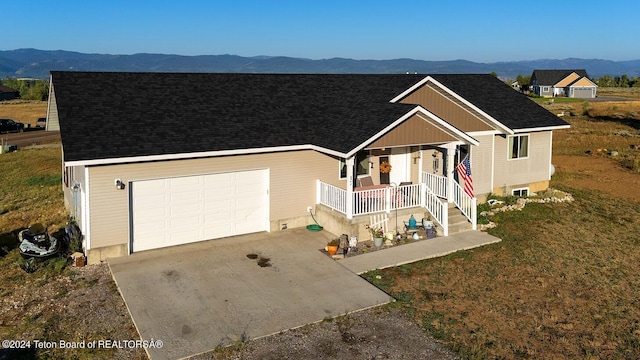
[365,224,385,247]
[326,239,339,255]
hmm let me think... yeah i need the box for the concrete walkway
[340,231,502,274]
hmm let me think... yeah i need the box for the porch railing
[424,185,448,236]
[452,180,477,230]
[422,172,447,198]
[317,181,424,217]
[352,183,422,216]
[316,180,474,234]
[317,180,347,214]
[392,183,422,210]
[353,186,388,215]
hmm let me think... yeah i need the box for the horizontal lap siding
[493,131,552,189]
[88,150,343,249]
[46,86,60,131]
[471,135,493,195]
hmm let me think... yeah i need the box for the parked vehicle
[18,223,60,259]
[0,118,24,133]
[36,117,47,128]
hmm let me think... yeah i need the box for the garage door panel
[170,190,203,204]
[132,169,269,252]
[134,193,168,208]
[170,202,202,216]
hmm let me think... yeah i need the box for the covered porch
[316,144,477,238]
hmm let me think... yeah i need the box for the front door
[379,156,390,185]
[390,147,410,185]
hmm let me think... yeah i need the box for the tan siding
[400,84,493,132]
[556,72,580,87]
[367,114,457,148]
[46,85,60,131]
[470,135,493,195]
[571,77,596,87]
[493,132,552,192]
[88,150,344,249]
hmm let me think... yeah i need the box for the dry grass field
[0,100,48,127]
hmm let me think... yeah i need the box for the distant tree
[490,71,498,77]
[595,75,615,87]
[0,77,49,100]
[516,74,531,85]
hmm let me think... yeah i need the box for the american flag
[456,155,474,198]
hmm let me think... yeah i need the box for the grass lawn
[366,185,640,359]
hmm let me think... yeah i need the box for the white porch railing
[317,180,347,214]
[352,186,388,215]
[452,181,477,230]
[317,181,424,217]
[424,184,448,236]
[391,184,422,210]
[316,180,475,234]
[422,172,447,199]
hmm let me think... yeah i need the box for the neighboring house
[530,69,597,98]
[47,71,569,263]
[0,85,19,100]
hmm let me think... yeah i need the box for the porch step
[448,209,472,235]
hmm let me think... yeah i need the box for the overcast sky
[4,0,637,62]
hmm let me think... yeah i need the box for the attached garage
[570,87,595,99]
[130,169,269,252]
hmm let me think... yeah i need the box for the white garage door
[131,169,269,252]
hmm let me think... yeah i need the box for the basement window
[512,188,529,197]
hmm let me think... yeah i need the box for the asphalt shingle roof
[0,85,19,93]
[531,69,589,86]
[51,72,568,163]
[52,72,423,162]
[430,74,570,130]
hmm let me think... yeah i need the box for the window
[512,188,529,197]
[542,86,550,92]
[339,151,370,179]
[508,135,529,159]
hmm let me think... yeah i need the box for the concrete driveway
[108,228,393,360]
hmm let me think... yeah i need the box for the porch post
[346,156,355,219]
[445,143,456,203]
[417,149,423,183]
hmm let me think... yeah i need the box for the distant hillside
[1,48,639,79]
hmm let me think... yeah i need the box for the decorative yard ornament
[408,215,417,230]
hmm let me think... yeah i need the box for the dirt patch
[553,154,640,201]
[188,307,459,360]
[0,259,146,359]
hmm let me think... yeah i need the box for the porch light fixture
[115,179,126,190]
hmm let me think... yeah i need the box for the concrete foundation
[314,204,430,242]
[86,244,128,265]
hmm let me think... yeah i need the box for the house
[47,71,569,263]
[0,85,19,100]
[530,69,597,98]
